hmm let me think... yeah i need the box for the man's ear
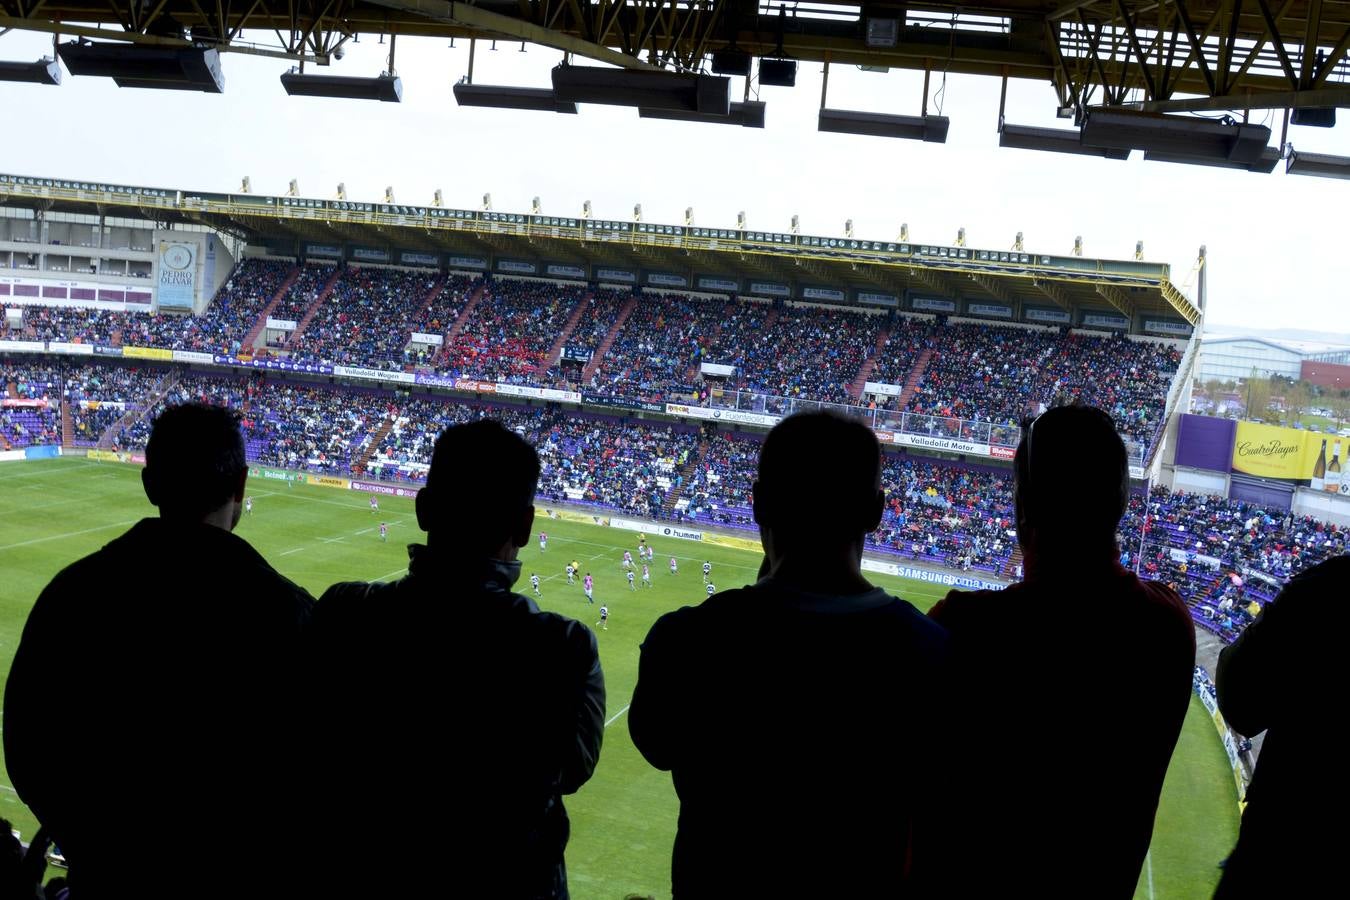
[415,486,433,533]
[141,468,159,508]
[512,506,536,549]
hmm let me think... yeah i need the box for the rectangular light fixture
[759,59,797,87]
[1285,148,1350,180]
[452,82,577,113]
[639,101,765,128]
[998,123,1129,159]
[865,18,901,48]
[711,50,752,76]
[58,42,223,92]
[1143,145,1281,173]
[552,64,729,114]
[1291,107,1336,128]
[1081,108,1270,164]
[0,58,62,85]
[281,70,402,102]
[818,108,949,142]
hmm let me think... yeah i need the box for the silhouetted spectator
[629,411,950,896]
[3,404,314,897]
[1213,554,1346,898]
[926,405,1195,898]
[309,419,605,899]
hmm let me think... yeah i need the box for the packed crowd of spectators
[725,304,883,406]
[587,293,737,401]
[363,398,549,481]
[405,274,480,367]
[680,433,759,528]
[542,289,631,387]
[536,417,697,518]
[442,280,586,383]
[904,324,1181,450]
[266,264,337,329]
[866,317,936,393]
[0,362,60,449]
[188,258,294,355]
[288,267,441,370]
[66,364,168,446]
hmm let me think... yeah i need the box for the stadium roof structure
[0,172,1202,324]
[3,2,1349,129]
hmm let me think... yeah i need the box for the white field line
[277,521,406,556]
[1145,850,1155,900]
[544,535,761,573]
[0,520,137,553]
[0,461,102,481]
[604,703,631,728]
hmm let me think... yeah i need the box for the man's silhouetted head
[416,419,540,558]
[141,403,247,528]
[753,411,883,553]
[1014,404,1129,557]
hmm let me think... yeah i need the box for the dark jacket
[629,579,950,898]
[1214,554,1346,898]
[927,563,1195,899]
[309,546,604,900]
[3,517,314,897]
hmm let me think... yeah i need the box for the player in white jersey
[627,570,636,590]
[622,551,633,571]
[566,564,576,584]
[670,557,678,575]
[702,561,712,583]
[583,573,594,603]
[706,582,716,597]
[641,564,651,587]
[539,530,548,552]
[595,605,608,631]
[244,496,253,516]
[530,573,541,597]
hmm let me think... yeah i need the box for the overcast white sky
[1,27,1346,331]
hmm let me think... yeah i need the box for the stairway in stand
[661,439,708,517]
[536,291,593,374]
[433,280,489,367]
[239,264,301,351]
[1002,546,1024,579]
[97,369,181,449]
[60,398,75,449]
[580,295,637,383]
[283,266,345,350]
[849,325,892,401]
[684,304,733,383]
[895,348,934,409]
[351,414,396,477]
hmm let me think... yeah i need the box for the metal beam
[1034,280,1074,313]
[0,13,329,62]
[1095,284,1132,317]
[1133,83,1350,112]
[364,0,657,69]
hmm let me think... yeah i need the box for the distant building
[1197,336,1306,383]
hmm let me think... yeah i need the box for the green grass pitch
[0,457,1238,898]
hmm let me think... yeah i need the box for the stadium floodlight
[1142,145,1281,173]
[552,64,730,114]
[998,122,1130,159]
[280,69,402,102]
[583,200,593,218]
[791,214,800,234]
[288,179,300,197]
[452,81,577,114]
[758,59,797,87]
[482,193,492,211]
[532,197,542,214]
[1080,108,1270,164]
[1135,241,1144,260]
[240,177,252,194]
[634,203,642,222]
[0,57,62,85]
[737,211,747,231]
[1013,231,1024,251]
[336,183,347,200]
[818,108,949,142]
[385,187,395,204]
[845,219,855,238]
[685,207,695,226]
[58,41,223,92]
[899,223,909,242]
[1285,148,1350,180]
[638,101,765,128]
[433,189,443,207]
[956,228,966,247]
[1073,236,1083,256]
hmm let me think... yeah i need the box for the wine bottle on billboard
[1311,440,1327,491]
[1326,441,1342,494]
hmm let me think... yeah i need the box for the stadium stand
[288,267,441,370]
[265,264,338,337]
[587,292,737,401]
[190,258,295,355]
[542,289,631,387]
[725,304,883,405]
[442,280,586,382]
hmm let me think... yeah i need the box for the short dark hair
[422,419,540,542]
[143,403,247,518]
[1014,404,1129,540]
[754,411,882,544]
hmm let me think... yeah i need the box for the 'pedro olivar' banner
[1230,421,1327,482]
